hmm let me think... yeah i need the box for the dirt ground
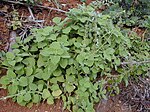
[0,0,149,112]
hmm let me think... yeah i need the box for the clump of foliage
[102,0,150,27]
[0,3,149,112]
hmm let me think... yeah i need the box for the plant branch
[121,60,150,65]
[2,0,67,13]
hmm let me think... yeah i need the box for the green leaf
[50,55,60,65]
[53,69,62,76]
[74,42,81,48]
[26,67,33,76]
[76,53,86,65]
[59,58,68,68]
[50,78,57,83]
[45,42,64,55]
[28,76,34,84]
[52,89,62,97]
[83,67,90,74]
[56,75,65,82]
[15,57,23,62]
[38,84,44,91]
[57,35,69,46]
[42,89,51,99]
[17,95,24,103]
[24,93,31,101]
[103,52,111,61]
[51,84,60,91]
[52,17,61,24]
[8,85,18,95]
[48,33,58,40]
[22,57,35,67]
[14,64,24,71]
[19,77,28,87]
[42,72,51,80]
[6,52,15,60]
[7,70,16,79]
[62,27,71,34]
[37,55,45,68]
[29,83,37,91]
[33,94,40,103]
[84,59,94,67]
[36,34,46,42]
[40,47,51,56]
[105,48,115,54]
[42,26,52,35]
[0,76,10,85]
[8,60,16,66]
[65,84,75,93]
[47,96,54,105]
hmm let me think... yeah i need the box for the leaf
[48,62,58,73]
[0,76,10,85]
[61,51,70,58]
[76,53,86,65]
[28,76,34,84]
[8,60,16,66]
[103,52,111,61]
[83,67,90,74]
[19,77,28,87]
[49,42,64,55]
[29,83,37,91]
[57,35,69,46]
[53,69,62,76]
[36,34,46,42]
[48,33,58,40]
[38,84,44,91]
[37,55,45,68]
[24,93,31,101]
[26,67,33,76]
[52,89,62,97]
[74,42,81,48]
[24,36,33,43]
[50,78,57,84]
[42,26,52,35]
[47,96,54,105]
[6,52,15,60]
[22,57,35,66]
[14,64,24,71]
[50,55,60,65]
[15,57,23,62]
[52,17,61,24]
[42,89,51,99]
[33,94,40,103]
[62,27,71,34]
[59,58,68,68]
[42,72,51,80]
[84,59,94,67]
[40,47,51,56]
[105,48,115,54]
[7,70,16,79]
[51,84,60,91]
[8,85,18,95]
[38,42,47,48]
[56,75,65,82]
[17,95,24,103]
[65,84,75,93]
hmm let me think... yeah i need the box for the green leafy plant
[102,0,150,27]
[10,9,22,30]
[0,3,149,112]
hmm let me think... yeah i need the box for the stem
[0,91,42,100]
[2,0,67,13]
[0,93,23,100]
[121,60,150,65]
